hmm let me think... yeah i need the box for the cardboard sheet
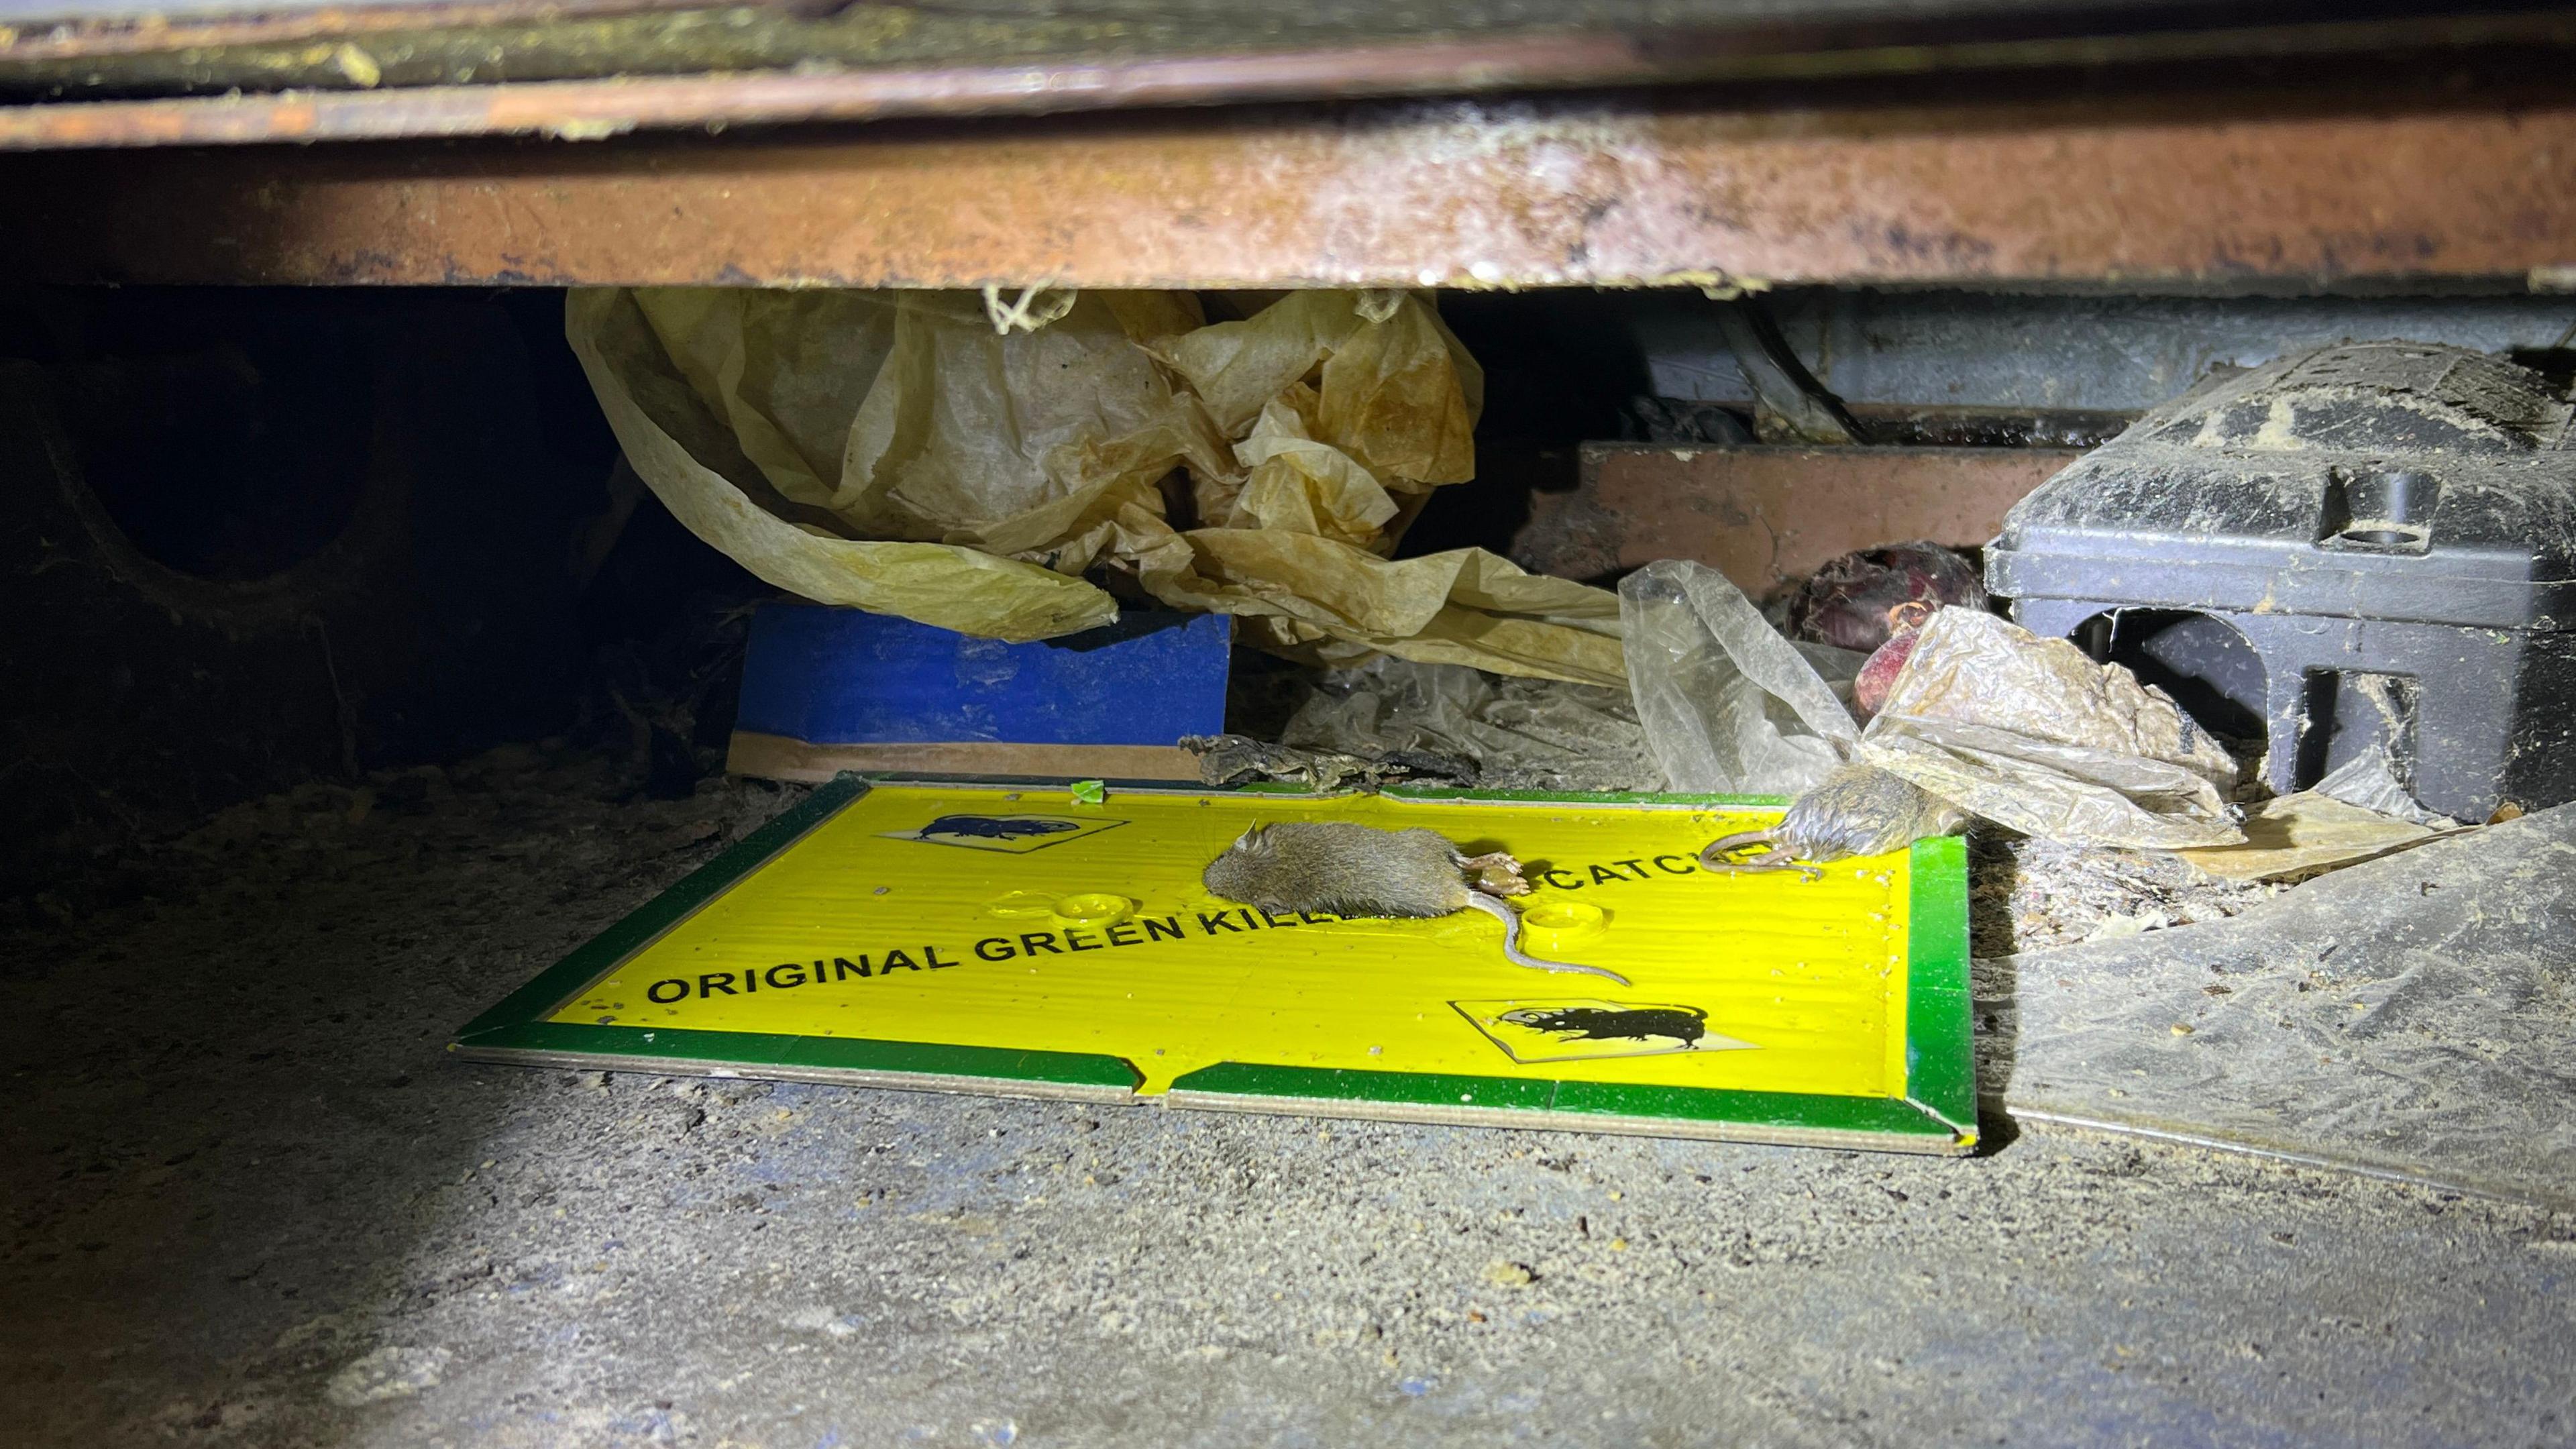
[2171,790,2446,881]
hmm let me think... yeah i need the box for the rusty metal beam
[1519,445,2081,594]
[2,91,2573,288]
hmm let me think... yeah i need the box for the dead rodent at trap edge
[1701,763,1966,877]
[1201,821,1629,985]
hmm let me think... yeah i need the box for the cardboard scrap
[2171,790,2451,881]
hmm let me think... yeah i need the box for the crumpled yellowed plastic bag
[1147,533,1625,686]
[1150,288,1480,488]
[569,286,1132,640]
[567,285,1617,681]
[1213,387,1400,547]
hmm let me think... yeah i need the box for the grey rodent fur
[1700,763,1964,877]
[1203,821,1630,985]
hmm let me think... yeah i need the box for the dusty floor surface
[3,751,2571,1448]
[1981,806,2576,1211]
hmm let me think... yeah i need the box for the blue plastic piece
[733,605,1232,747]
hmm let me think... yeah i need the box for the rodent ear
[1232,823,1267,851]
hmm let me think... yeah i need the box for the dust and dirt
[1,751,2568,1447]
[1969,831,2283,955]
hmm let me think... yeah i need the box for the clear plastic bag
[1621,561,2245,847]
[1617,559,1862,795]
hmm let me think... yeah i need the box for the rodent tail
[1464,892,1631,987]
[1698,829,1825,881]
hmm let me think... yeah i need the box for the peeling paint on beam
[1,94,2572,288]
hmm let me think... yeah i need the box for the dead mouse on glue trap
[1202,821,1631,986]
[1699,763,1964,879]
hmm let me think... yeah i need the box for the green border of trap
[450,774,1976,1154]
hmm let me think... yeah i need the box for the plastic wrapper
[566,286,1619,682]
[1786,540,1987,652]
[1279,655,1660,792]
[1856,608,2245,849]
[1617,559,1863,795]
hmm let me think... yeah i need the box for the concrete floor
[4,751,2570,1448]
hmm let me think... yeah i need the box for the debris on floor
[1276,655,1661,794]
[1961,765,2464,954]
[1981,801,2576,1210]
[1853,605,2244,849]
[1966,776,2474,956]
[1622,557,2243,854]
[1182,734,1477,792]
[1969,833,2283,956]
